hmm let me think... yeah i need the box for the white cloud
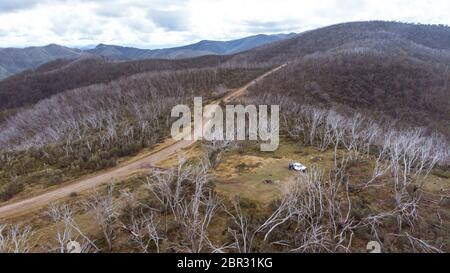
[0,0,449,48]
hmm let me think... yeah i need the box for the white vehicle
[288,162,307,173]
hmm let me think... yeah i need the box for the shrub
[69,192,78,198]
[46,169,64,186]
[0,181,24,201]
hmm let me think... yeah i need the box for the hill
[0,55,231,117]
[228,21,450,64]
[235,21,450,137]
[0,44,89,79]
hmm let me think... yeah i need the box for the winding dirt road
[0,64,286,220]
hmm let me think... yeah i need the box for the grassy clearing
[213,136,337,204]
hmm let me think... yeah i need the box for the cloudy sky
[0,0,448,49]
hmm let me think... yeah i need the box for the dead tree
[47,203,98,253]
[342,113,365,160]
[0,224,34,253]
[301,106,327,146]
[84,184,120,250]
[361,212,395,245]
[145,159,194,219]
[202,140,238,169]
[381,128,447,230]
[363,137,391,189]
[390,233,443,253]
[146,161,220,252]
[175,190,220,253]
[223,199,254,253]
[257,166,357,253]
[174,165,220,253]
[326,110,347,167]
[120,190,163,253]
[125,209,162,253]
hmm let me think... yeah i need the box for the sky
[0,0,448,49]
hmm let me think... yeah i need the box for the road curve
[0,64,286,220]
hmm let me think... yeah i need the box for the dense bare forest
[0,66,267,201]
[248,52,450,137]
[236,21,450,138]
[0,55,233,117]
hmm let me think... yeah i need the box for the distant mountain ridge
[86,33,297,60]
[0,33,297,80]
[0,44,88,79]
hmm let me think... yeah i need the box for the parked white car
[288,162,307,172]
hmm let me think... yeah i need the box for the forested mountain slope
[0,55,231,117]
[237,21,450,137]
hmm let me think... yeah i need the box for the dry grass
[212,137,337,204]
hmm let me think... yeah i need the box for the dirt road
[0,64,286,220]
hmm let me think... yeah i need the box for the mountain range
[86,33,296,60]
[0,33,296,80]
